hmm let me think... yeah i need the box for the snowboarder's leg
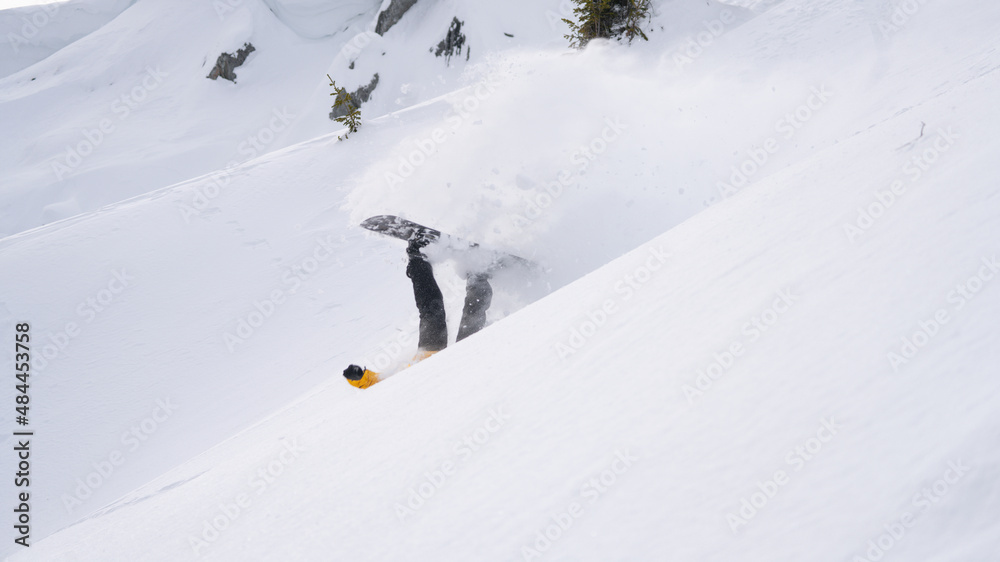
[406,244,448,352]
[457,272,492,342]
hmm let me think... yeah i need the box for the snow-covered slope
[0,0,134,79]
[0,0,604,239]
[0,0,379,238]
[4,0,1000,560]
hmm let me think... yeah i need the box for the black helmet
[343,364,365,380]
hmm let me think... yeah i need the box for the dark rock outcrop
[329,73,380,120]
[434,17,466,64]
[207,42,255,82]
[375,0,418,36]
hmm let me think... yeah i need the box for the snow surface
[2,0,1000,560]
[0,0,134,79]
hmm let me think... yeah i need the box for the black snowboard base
[360,215,537,272]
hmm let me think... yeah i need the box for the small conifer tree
[564,0,650,49]
[327,74,362,140]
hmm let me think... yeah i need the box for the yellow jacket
[347,369,381,389]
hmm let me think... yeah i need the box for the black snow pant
[406,253,492,352]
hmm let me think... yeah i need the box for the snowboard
[360,215,537,271]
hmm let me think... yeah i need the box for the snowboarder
[343,238,493,389]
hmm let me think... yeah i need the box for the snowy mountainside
[257,0,380,39]
[0,0,748,240]
[0,0,365,238]
[2,0,1000,560]
[14,28,1000,558]
[0,0,134,79]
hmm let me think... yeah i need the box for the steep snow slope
[0,0,742,239]
[258,0,379,39]
[0,0,379,237]
[0,38,740,552]
[1,8,810,545]
[15,12,1000,558]
[4,0,1000,560]
[0,0,134,79]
